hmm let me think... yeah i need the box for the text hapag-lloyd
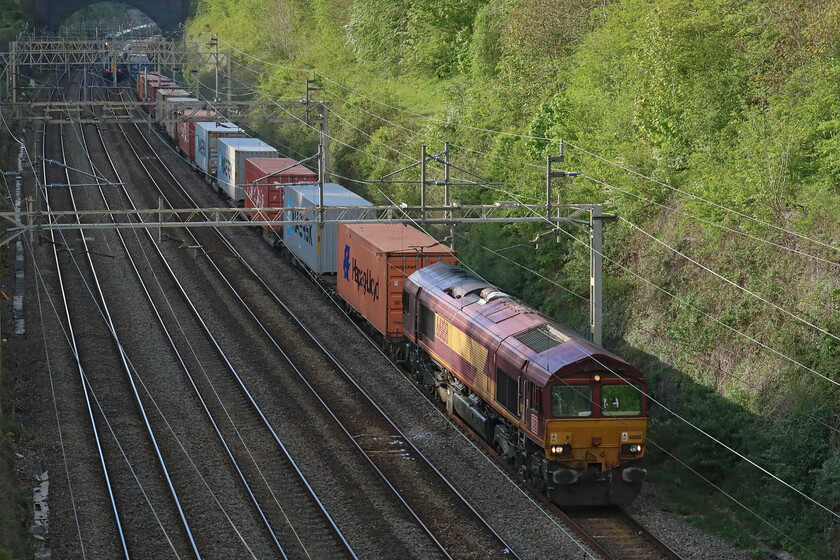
[352,258,379,301]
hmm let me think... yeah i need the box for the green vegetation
[191,0,837,557]
[0,0,23,42]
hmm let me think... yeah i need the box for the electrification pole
[590,204,603,346]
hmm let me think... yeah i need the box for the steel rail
[103,83,355,559]
[39,71,130,560]
[68,72,205,560]
[558,508,684,560]
[124,88,522,560]
[91,77,289,560]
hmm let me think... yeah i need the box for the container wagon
[177,109,218,159]
[337,223,457,354]
[194,122,246,178]
[283,183,372,275]
[216,138,278,203]
[244,157,318,241]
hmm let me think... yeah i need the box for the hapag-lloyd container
[216,138,278,203]
[243,158,318,232]
[337,224,457,339]
[177,109,217,159]
[284,184,372,274]
[194,121,246,178]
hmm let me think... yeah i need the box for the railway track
[24,68,686,560]
[39,71,204,558]
[560,508,683,560]
[79,77,358,559]
[99,81,525,559]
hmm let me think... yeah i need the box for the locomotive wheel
[515,452,527,479]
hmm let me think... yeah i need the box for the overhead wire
[619,216,840,344]
[28,73,265,556]
[320,168,827,556]
[169,58,840,401]
[583,173,840,269]
[95,76,309,555]
[234,58,839,258]
[120,45,840,532]
[565,140,840,254]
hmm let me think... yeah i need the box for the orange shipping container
[337,224,457,339]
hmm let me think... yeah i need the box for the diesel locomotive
[402,262,647,506]
[120,64,649,506]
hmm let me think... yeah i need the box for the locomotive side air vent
[514,323,571,353]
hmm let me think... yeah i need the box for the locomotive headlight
[551,445,571,456]
[620,443,644,456]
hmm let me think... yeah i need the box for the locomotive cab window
[600,384,642,416]
[550,385,592,417]
[419,302,436,341]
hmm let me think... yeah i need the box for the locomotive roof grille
[514,323,570,353]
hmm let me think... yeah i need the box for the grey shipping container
[162,97,200,138]
[194,122,246,178]
[216,137,278,203]
[284,183,373,274]
[154,88,188,119]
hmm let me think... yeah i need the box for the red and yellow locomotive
[402,262,647,506]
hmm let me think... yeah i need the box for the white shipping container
[216,138,278,203]
[194,122,246,178]
[284,183,373,274]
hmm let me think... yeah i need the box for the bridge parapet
[20,0,190,33]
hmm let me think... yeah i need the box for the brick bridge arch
[21,0,191,33]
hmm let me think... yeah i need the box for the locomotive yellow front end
[543,376,648,506]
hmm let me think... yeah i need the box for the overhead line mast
[1,36,614,344]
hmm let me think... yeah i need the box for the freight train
[120,67,649,506]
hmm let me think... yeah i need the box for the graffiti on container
[249,185,265,209]
[288,210,313,246]
[220,157,233,182]
[197,138,206,158]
